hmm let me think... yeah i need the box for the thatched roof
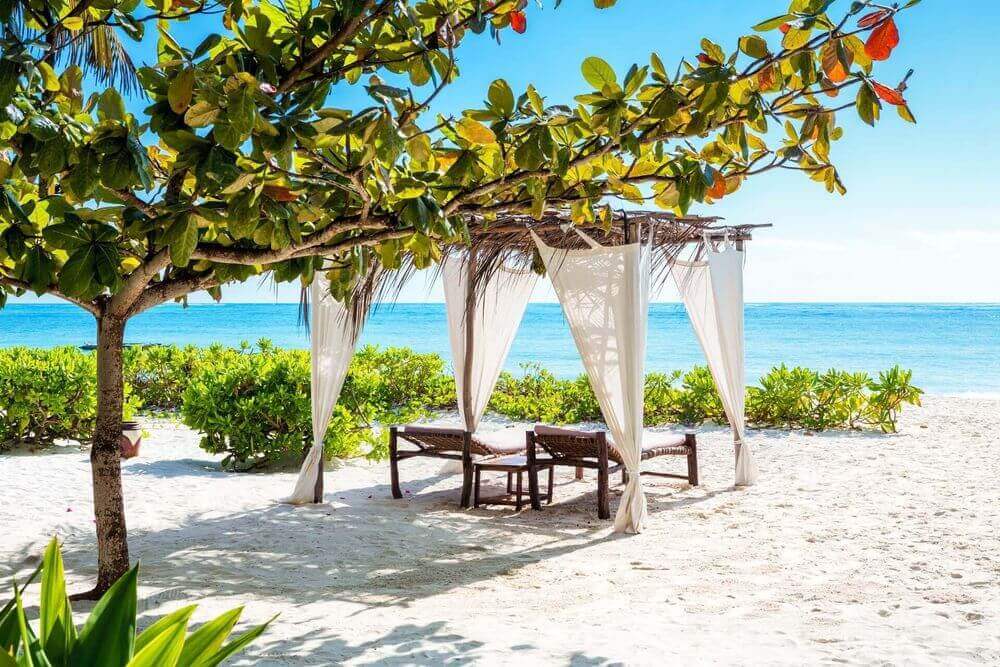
[456,209,768,286]
[331,209,768,321]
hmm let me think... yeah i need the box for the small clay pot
[120,421,142,459]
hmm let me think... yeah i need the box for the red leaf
[509,10,526,34]
[872,81,906,106]
[858,10,891,29]
[697,53,719,66]
[865,18,900,61]
[779,23,791,34]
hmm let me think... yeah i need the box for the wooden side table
[473,456,554,510]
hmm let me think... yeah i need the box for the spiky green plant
[0,538,273,666]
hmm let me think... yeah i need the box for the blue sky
[18,0,1000,303]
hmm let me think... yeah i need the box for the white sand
[1,396,998,665]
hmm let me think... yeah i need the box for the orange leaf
[263,185,298,202]
[779,23,791,34]
[872,81,906,106]
[707,172,727,200]
[865,18,899,61]
[757,64,776,91]
[858,10,891,29]
[509,10,526,34]
[821,41,850,83]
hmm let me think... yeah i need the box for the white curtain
[443,254,537,431]
[672,243,759,486]
[282,274,365,504]
[532,231,650,533]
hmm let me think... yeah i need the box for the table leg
[547,466,554,504]
[473,467,481,508]
[515,471,523,511]
[507,471,513,494]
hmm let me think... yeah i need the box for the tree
[0,0,918,596]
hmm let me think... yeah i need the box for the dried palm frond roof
[454,209,769,286]
[320,209,769,326]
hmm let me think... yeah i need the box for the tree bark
[74,315,130,598]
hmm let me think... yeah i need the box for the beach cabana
[285,210,765,531]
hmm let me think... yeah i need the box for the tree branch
[277,0,384,93]
[0,275,100,315]
[109,248,171,318]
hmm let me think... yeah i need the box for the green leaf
[36,540,76,666]
[42,222,89,250]
[525,84,545,115]
[27,116,59,141]
[98,89,126,122]
[168,68,195,115]
[0,564,42,655]
[93,243,122,290]
[13,583,35,667]
[753,13,793,31]
[581,57,616,90]
[99,149,137,190]
[130,606,195,667]
[38,62,60,92]
[175,607,242,667]
[70,564,138,666]
[198,615,276,667]
[68,149,99,199]
[184,102,219,128]
[227,87,255,137]
[487,79,514,117]
[856,83,879,126]
[227,190,260,239]
[164,215,199,267]
[192,34,221,59]
[738,35,770,59]
[58,245,98,298]
[22,246,54,295]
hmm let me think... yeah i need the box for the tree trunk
[75,315,130,599]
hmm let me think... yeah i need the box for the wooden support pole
[313,454,324,503]
[461,248,477,431]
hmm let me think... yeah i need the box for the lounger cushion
[401,424,524,455]
[534,424,595,438]
[403,425,465,437]
[476,427,526,455]
[534,424,689,463]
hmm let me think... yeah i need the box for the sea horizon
[3,301,998,396]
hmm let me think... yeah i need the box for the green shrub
[180,341,455,469]
[0,347,138,451]
[1,537,271,665]
[341,345,456,460]
[0,340,924,460]
[866,365,923,433]
[489,364,575,423]
[643,371,683,425]
[123,344,212,411]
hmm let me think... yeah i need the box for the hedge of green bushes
[0,342,922,468]
[180,341,454,470]
[0,347,139,449]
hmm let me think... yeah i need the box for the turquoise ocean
[2,303,998,394]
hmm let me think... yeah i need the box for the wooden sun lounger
[389,426,524,508]
[526,425,699,519]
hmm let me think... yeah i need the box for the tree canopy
[0,0,918,315]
